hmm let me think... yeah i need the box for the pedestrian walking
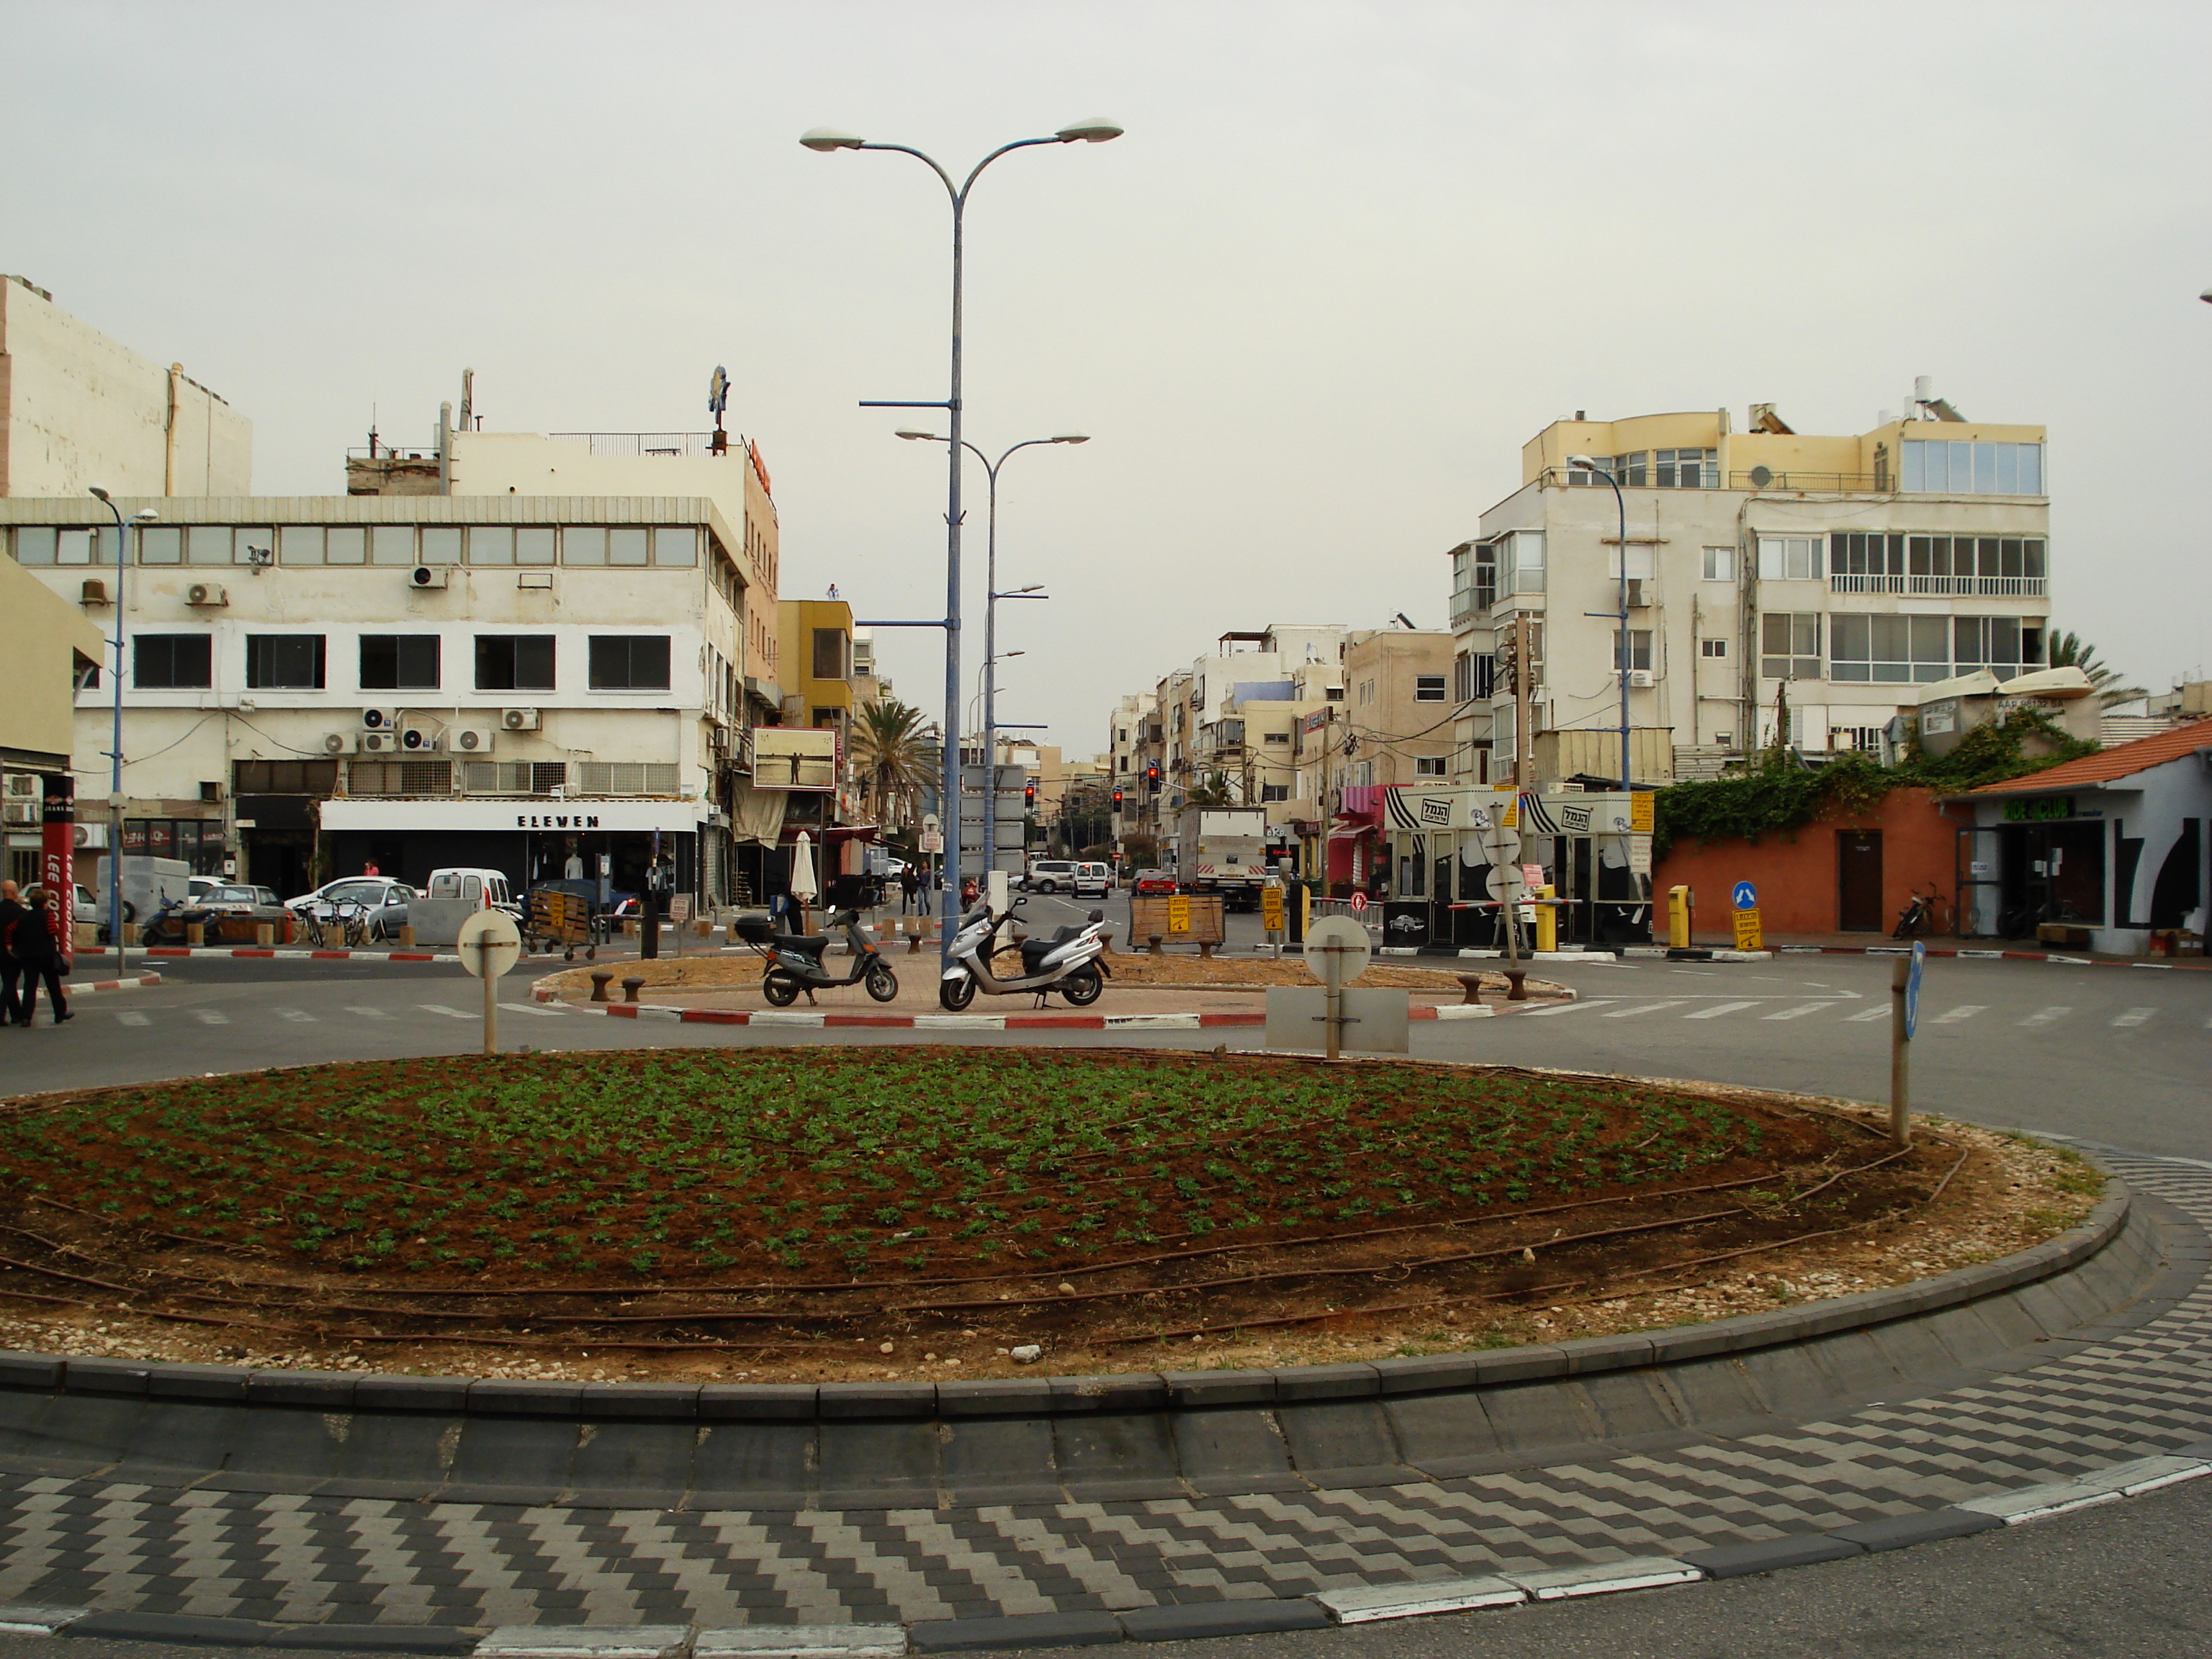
[899,865,920,915]
[0,880,26,1028]
[12,886,69,1026]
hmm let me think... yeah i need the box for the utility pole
[1511,615,1532,788]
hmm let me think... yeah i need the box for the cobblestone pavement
[0,1151,2199,1630]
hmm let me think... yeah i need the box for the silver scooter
[939,895,1110,1012]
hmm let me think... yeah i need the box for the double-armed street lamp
[899,428,1087,876]
[801,117,1120,957]
[87,487,158,969]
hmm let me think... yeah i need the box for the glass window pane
[1954,617,1983,665]
[1910,616,1948,662]
[1972,442,1996,493]
[2000,539,2022,578]
[140,526,183,565]
[564,526,607,565]
[2023,539,2046,579]
[326,526,367,565]
[2020,444,2042,494]
[1901,442,1924,491]
[419,526,462,565]
[186,525,230,564]
[516,527,556,565]
[1992,617,2020,666]
[654,526,698,566]
[279,525,323,565]
[1995,444,2018,494]
[235,527,274,566]
[608,528,649,566]
[14,526,55,564]
[1978,537,2000,578]
[467,526,513,565]
[370,526,416,565]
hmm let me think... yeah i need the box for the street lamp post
[899,429,1085,880]
[802,118,1120,959]
[86,489,156,970]
[1566,457,1633,792]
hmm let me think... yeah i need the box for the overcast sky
[7,1,2208,750]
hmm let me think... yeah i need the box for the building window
[360,634,441,691]
[1259,781,1290,801]
[1701,638,1729,659]
[369,526,416,566]
[1758,536,1820,580]
[475,635,556,691]
[246,634,326,690]
[347,760,453,796]
[589,635,672,691]
[277,526,323,565]
[467,527,514,565]
[1325,685,1345,701]
[575,760,681,794]
[564,528,607,565]
[1473,541,1498,608]
[1497,530,1545,595]
[134,634,212,689]
[811,629,848,680]
[1263,730,1290,745]
[1611,629,1655,673]
[1608,544,1655,580]
[1654,448,1716,487]
[419,527,462,565]
[1953,616,2043,676]
[1414,674,1447,702]
[325,526,367,565]
[1902,439,2044,495]
[1828,532,1907,593]
[654,527,700,567]
[1831,727,1886,754]
[1702,545,1735,581]
[1829,613,1951,683]
[1760,613,1822,681]
[1414,755,1448,777]
[1455,651,1496,702]
[55,528,114,565]
[608,529,650,567]
[233,759,337,795]
[1905,535,2047,595]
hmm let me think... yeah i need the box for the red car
[1133,869,1177,896]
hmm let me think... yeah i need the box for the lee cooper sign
[40,774,73,970]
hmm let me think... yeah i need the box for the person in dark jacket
[12,886,69,1027]
[0,880,25,1028]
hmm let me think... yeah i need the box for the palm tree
[850,696,940,827]
[2047,631,2149,709]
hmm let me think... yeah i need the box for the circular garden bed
[0,1050,2097,1382]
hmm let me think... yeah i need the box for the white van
[410,867,521,946]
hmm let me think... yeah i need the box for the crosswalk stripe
[278,1009,317,1023]
[345,1006,392,1020]
[1845,1007,1889,1022]
[420,1004,475,1020]
[1764,1002,1828,1020]
[115,1011,149,1028]
[2019,1007,2071,1027]
[2112,1007,2156,1028]
[1603,1002,1686,1018]
[1930,1004,1988,1025]
[192,1009,229,1025]
[1684,1001,1759,1020]
[499,1002,569,1017]
[1521,1000,1615,1017]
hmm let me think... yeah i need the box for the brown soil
[0,1053,2099,1385]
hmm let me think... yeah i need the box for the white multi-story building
[0,493,796,907]
[1449,400,2052,784]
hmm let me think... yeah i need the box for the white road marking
[500,1002,570,1017]
[1520,999,1615,1017]
[1845,1007,1889,1022]
[115,1011,150,1028]
[346,1006,393,1020]
[1764,1002,1830,1020]
[419,1004,476,1020]
[1604,1002,1687,1018]
[1684,1001,1759,1020]
[192,1009,229,1025]
[278,1009,317,1022]
[2112,1007,2156,1028]
[1930,1004,1988,1024]
[2019,1007,2071,1027]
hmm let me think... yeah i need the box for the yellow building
[1,554,105,886]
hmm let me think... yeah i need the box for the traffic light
[1145,760,1161,786]
[1024,781,1037,811]
[1112,787,1124,811]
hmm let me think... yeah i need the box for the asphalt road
[1,934,2207,1656]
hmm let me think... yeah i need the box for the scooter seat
[1020,926,1084,973]
[782,935,830,957]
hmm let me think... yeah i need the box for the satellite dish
[708,366,729,417]
[1748,464,1774,488]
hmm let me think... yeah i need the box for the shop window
[246,634,327,690]
[476,634,557,691]
[135,634,212,690]
[359,634,441,691]
[589,635,672,691]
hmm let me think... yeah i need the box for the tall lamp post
[86,489,156,969]
[1566,457,1632,792]
[802,119,1120,959]
[899,429,1085,879]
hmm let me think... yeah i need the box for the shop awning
[320,797,711,834]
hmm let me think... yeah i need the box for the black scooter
[736,908,899,1007]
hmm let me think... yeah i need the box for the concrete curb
[559,1001,1503,1030]
[75,945,462,963]
[47,973,162,998]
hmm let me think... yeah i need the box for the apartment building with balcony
[1449,400,2052,786]
[0,494,771,907]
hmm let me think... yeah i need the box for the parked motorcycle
[736,908,899,1007]
[939,895,1110,1012]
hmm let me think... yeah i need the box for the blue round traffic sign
[1904,940,1925,1039]
[1731,881,1758,911]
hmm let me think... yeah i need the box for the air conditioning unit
[707,726,729,757]
[361,709,399,731]
[1624,578,1648,608]
[2,775,35,801]
[1,801,35,827]
[451,727,495,754]
[1627,669,1655,688]
[322,732,359,755]
[185,582,228,607]
[80,578,109,606]
[501,708,541,731]
[399,725,441,752]
[359,731,401,754]
[410,566,450,589]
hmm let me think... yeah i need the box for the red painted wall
[1653,786,1965,937]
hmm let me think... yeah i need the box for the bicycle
[1892,886,1946,939]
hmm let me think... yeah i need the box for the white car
[286,876,418,940]
[1021,859,1079,894]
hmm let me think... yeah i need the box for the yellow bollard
[1667,884,1692,950]
[1535,884,1557,953]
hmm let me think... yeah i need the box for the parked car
[285,876,417,941]
[1073,861,1112,898]
[188,875,225,902]
[148,884,294,946]
[1133,869,1177,896]
[1021,858,1079,894]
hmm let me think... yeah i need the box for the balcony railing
[1732,470,1888,493]
[1829,574,2047,598]
[547,433,733,459]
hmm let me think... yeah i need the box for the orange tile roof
[1965,718,2212,795]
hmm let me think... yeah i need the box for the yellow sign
[1167,896,1192,935]
[1494,784,1519,827]
[1261,888,1284,930]
[1733,908,1763,950]
[1630,791,1655,834]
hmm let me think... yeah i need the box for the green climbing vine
[1652,709,2098,858]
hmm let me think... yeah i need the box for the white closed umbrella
[789,831,819,930]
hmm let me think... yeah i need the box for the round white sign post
[1304,916,1372,1060]
[457,909,523,1056]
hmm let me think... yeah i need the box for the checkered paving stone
[0,1151,2202,1628]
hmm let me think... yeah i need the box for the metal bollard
[1503,969,1528,1002]
[1148,935,1164,956]
[398,924,416,948]
[621,975,644,1003]
[186,922,204,947]
[255,922,274,948]
[1455,972,1485,1006]
[589,971,613,1002]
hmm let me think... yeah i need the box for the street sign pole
[457,910,523,1058]
[1891,940,1925,1146]
[481,935,498,1056]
